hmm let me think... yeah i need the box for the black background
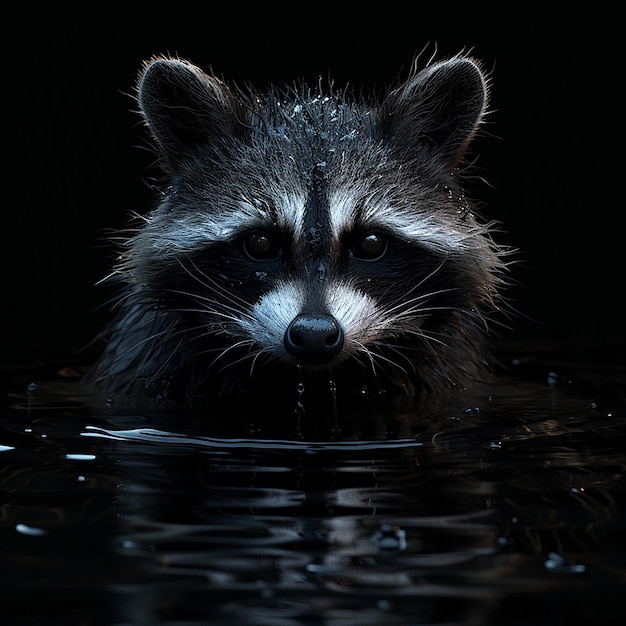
[5,11,622,373]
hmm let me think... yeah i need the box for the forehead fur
[126,55,492,271]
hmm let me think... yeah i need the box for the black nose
[284,314,344,364]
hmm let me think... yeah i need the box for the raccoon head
[91,54,510,408]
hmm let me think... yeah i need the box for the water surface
[1,343,625,625]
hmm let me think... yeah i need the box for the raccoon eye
[243,232,280,260]
[352,232,388,261]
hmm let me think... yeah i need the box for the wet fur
[85,53,512,422]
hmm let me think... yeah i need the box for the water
[1,344,625,625]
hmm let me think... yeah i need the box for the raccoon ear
[382,57,487,166]
[137,57,240,169]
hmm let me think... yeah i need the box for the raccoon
[85,53,510,422]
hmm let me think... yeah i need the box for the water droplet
[544,552,586,574]
[65,454,96,461]
[485,440,502,449]
[372,524,407,551]
[16,523,46,536]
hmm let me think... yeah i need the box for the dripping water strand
[329,374,341,440]
[294,364,305,439]
[293,365,341,440]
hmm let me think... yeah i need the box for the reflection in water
[0,357,625,625]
